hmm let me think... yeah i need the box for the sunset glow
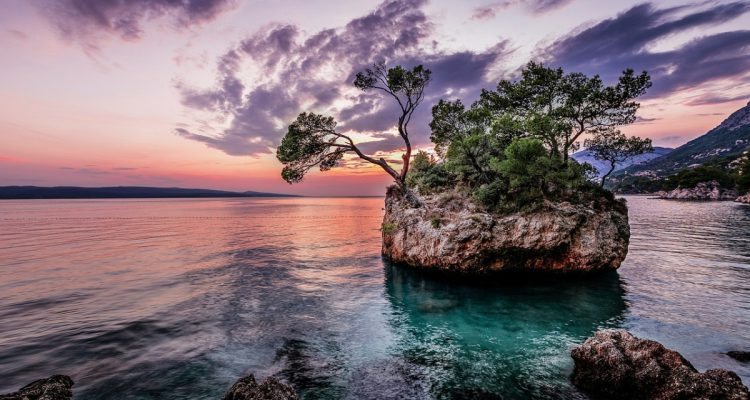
[1,0,748,195]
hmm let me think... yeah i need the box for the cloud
[59,166,114,175]
[6,29,29,40]
[34,0,235,49]
[541,2,750,98]
[176,0,510,157]
[634,116,660,124]
[472,0,573,20]
[687,94,749,106]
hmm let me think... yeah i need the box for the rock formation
[381,187,630,274]
[736,193,750,204]
[728,351,750,363]
[656,180,738,200]
[222,375,298,400]
[571,330,750,400]
[0,375,73,400]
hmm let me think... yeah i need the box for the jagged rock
[381,187,629,274]
[0,375,73,400]
[571,330,750,400]
[728,351,750,363]
[222,375,297,400]
[657,180,738,200]
[736,193,750,204]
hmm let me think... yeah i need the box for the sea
[0,196,748,399]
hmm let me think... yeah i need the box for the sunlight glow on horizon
[1,0,748,196]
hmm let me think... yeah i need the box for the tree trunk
[600,162,616,188]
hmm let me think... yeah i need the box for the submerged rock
[736,193,750,204]
[381,187,629,274]
[656,180,738,200]
[0,375,73,400]
[223,375,297,400]
[728,351,750,363]
[571,330,750,400]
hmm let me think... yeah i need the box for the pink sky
[1,0,748,196]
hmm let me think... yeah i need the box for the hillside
[619,100,750,177]
[0,186,298,199]
[572,147,673,177]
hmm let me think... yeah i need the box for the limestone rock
[0,375,73,400]
[223,375,297,400]
[381,187,629,274]
[657,180,738,200]
[571,330,749,400]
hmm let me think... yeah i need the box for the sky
[1,0,749,196]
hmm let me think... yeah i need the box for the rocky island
[381,186,629,274]
[277,62,652,274]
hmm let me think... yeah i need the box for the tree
[584,130,653,187]
[429,99,522,187]
[479,62,652,161]
[276,62,431,196]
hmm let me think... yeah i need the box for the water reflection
[1,198,747,399]
[382,262,628,399]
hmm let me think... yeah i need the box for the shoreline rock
[0,375,73,400]
[656,180,738,201]
[728,351,750,363]
[736,193,750,204]
[571,330,750,400]
[381,187,629,274]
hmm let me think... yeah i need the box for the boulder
[381,187,629,274]
[657,180,738,200]
[736,193,750,204]
[571,330,749,400]
[728,351,750,363]
[223,375,297,400]
[0,375,73,400]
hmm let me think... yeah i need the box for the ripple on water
[0,197,747,399]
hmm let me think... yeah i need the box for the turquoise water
[0,197,748,399]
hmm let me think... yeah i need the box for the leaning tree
[276,62,431,198]
[584,130,653,187]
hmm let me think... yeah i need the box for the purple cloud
[176,0,509,157]
[541,2,750,97]
[473,0,574,20]
[35,0,235,47]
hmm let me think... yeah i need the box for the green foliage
[423,62,652,213]
[381,222,398,235]
[477,61,651,158]
[738,157,750,194]
[614,161,741,194]
[663,166,735,190]
[478,138,591,211]
[406,151,455,194]
[354,64,431,97]
[277,112,344,183]
[430,217,442,228]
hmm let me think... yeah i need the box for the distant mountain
[619,100,750,177]
[572,147,674,177]
[0,186,298,199]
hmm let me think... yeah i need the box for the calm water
[0,197,748,399]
